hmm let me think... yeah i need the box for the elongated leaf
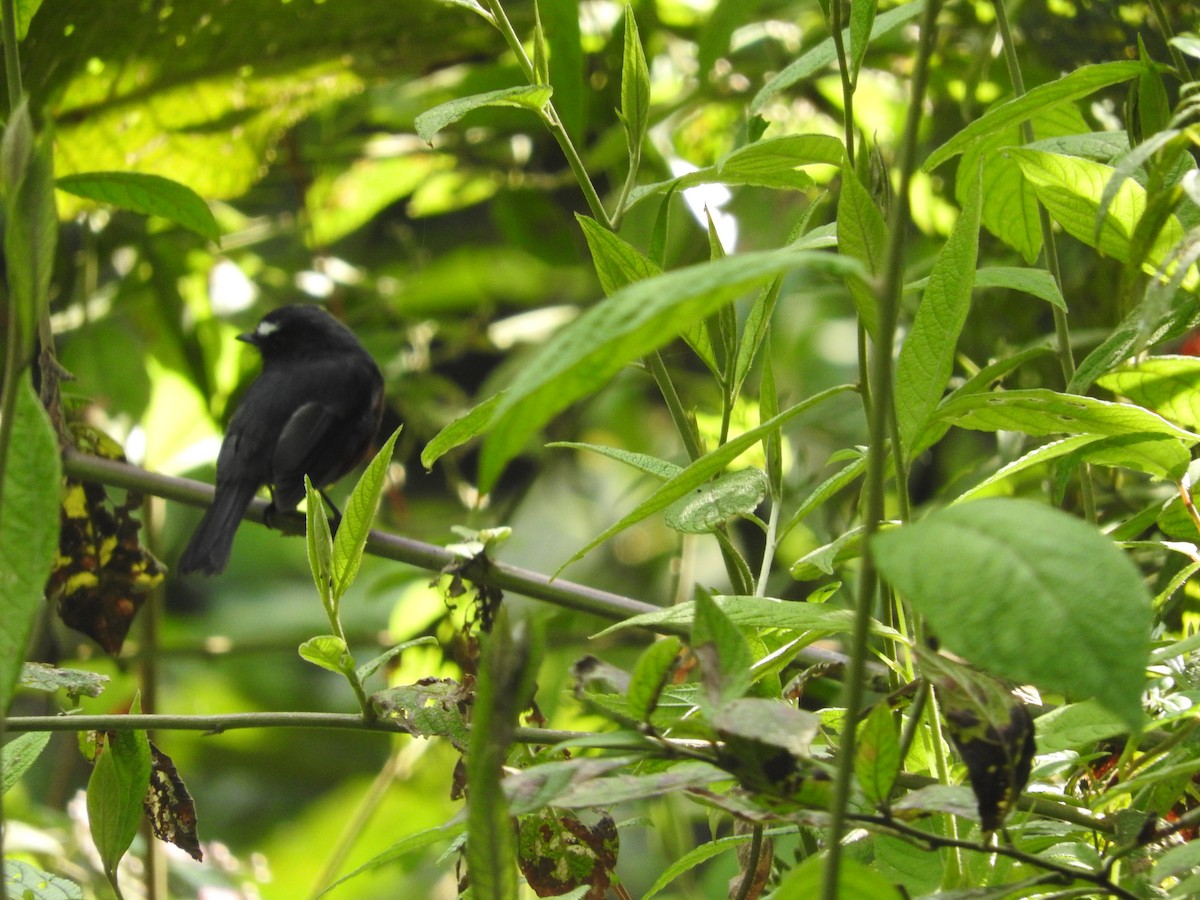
[420,391,503,470]
[88,700,152,882]
[305,475,334,604]
[541,0,583,141]
[331,426,402,598]
[356,636,439,683]
[318,823,466,897]
[1,374,61,715]
[693,593,755,708]
[751,0,924,115]
[415,86,553,143]
[620,4,650,159]
[57,172,220,242]
[4,104,57,361]
[849,0,878,83]
[576,213,660,294]
[548,442,682,479]
[925,61,1142,170]
[595,593,858,639]
[872,498,1151,729]
[627,637,683,721]
[1064,432,1192,480]
[836,163,884,335]
[479,251,862,491]
[1097,355,1200,429]
[895,167,982,453]
[556,384,856,572]
[856,701,900,807]
[936,388,1200,445]
[2,731,52,795]
[953,435,1104,503]
[775,855,904,900]
[907,266,1066,310]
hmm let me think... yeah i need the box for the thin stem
[483,0,610,226]
[645,351,705,462]
[828,0,856,167]
[732,824,764,900]
[754,499,780,596]
[1148,0,1193,81]
[821,1,942,897]
[1,0,21,110]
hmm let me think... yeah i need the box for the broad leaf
[872,498,1151,729]
[478,251,862,491]
[332,426,402,598]
[1097,356,1200,429]
[57,172,220,243]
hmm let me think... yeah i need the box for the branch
[63,450,659,624]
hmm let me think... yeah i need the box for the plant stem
[821,1,942,897]
[1148,0,1193,81]
[828,0,856,167]
[483,0,610,226]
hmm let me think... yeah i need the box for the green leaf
[0,373,61,715]
[1007,148,1189,283]
[751,0,924,115]
[1034,699,1128,754]
[1097,356,1200,429]
[958,102,1089,263]
[540,0,584,141]
[855,701,901,807]
[790,525,871,580]
[88,698,152,883]
[895,166,982,454]
[4,102,57,363]
[594,592,857,639]
[56,172,220,243]
[317,823,466,897]
[299,635,355,675]
[935,388,1200,445]
[731,277,783,403]
[305,475,334,606]
[331,426,402,599]
[836,163,885,336]
[2,731,52,795]
[620,4,650,160]
[355,636,439,683]
[693,593,754,708]
[663,467,768,534]
[414,85,554,143]
[548,442,682,480]
[1064,432,1192,481]
[640,830,788,900]
[479,250,863,492]
[872,498,1151,729]
[2,860,82,899]
[557,384,855,572]
[420,391,503,471]
[906,266,1066,310]
[0,0,45,40]
[627,636,683,721]
[774,855,904,900]
[777,451,867,542]
[953,435,1103,503]
[849,0,877,83]
[531,0,549,87]
[925,61,1143,170]
[576,213,660,295]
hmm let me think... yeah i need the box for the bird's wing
[271,400,341,496]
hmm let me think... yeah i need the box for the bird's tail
[177,482,260,576]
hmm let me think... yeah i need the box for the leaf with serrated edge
[331,426,401,599]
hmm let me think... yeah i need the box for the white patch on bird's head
[254,319,282,338]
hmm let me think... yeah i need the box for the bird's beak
[236,331,258,345]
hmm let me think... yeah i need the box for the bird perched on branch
[178,304,384,575]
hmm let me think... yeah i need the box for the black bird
[178,304,385,575]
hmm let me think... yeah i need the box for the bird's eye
[255,320,282,338]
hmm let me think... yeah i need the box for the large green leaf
[87,701,152,884]
[1008,149,1189,282]
[0,374,61,715]
[872,499,1151,729]
[1097,356,1200,430]
[332,426,402,598]
[415,85,554,143]
[478,249,862,491]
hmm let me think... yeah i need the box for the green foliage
[8,0,1200,898]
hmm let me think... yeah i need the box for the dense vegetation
[3,0,1200,897]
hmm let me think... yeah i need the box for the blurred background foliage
[5,0,1199,896]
